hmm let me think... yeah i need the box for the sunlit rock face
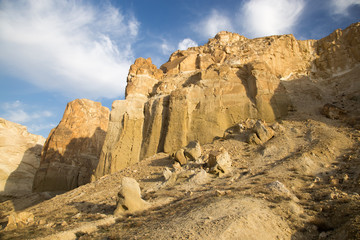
[93,22,360,179]
[0,118,45,195]
[33,99,109,192]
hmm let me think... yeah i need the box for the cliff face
[93,23,360,179]
[33,99,109,192]
[0,118,45,195]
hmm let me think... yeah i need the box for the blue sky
[0,0,359,137]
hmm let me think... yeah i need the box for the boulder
[189,169,208,185]
[172,149,188,166]
[0,118,45,196]
[248,120,274,144]
[184,140,202,161]
[33,99,109,192]
[207,149,232,176]
[114,177,150,216]
[5,211,34,230]
[321,103,346,120]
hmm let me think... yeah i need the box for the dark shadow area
[67,201,116,215]
[2,145,42,196]
[181,72,201,88]
[148,156,172,167]
[0,127,107,215]
[0,145,53,213]
[236,64,257,105]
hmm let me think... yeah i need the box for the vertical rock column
[93,58,163,179]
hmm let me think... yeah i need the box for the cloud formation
[240,0,305,37]
[1,100,55,135]
[194,10,234,38]
[0,0,139,99]
[330,0,360,15]
[178,38,198,50]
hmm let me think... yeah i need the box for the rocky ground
[0,65,360,239]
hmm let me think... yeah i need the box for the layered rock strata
[0,118,45,195]
[33,99,109,192]
[93,23,360,179]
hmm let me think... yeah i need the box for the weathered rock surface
[0,118,45,196]
[321,103,346,120]
[207,148,232,176]
[94,22,360,179]
[114,177,149,216]
[248,120,275,144]
[33,99,109,192]
[5,211,34,230]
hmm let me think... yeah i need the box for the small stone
[173,149,188,165]
[172,161,182,171]
[184,140,202,161]
[163,167,172,181]
[38,219,46,225]
[215,190,226,196]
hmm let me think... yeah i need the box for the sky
[0,0,359,138]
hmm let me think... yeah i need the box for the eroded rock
[0,118,45,195]
[33,99,109,192]
[321,103,346,120]
[248,120,275,144]
[114,177,150,216]
[208,149,232,176]
[5,211,34,230]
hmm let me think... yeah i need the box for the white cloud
[240,0,305,38]
[28,123,57,135]
[161,40,174,55]
[330,0,360,15]
[0,0,139,99]
[1,101,53,125]
[1,100,54,124]
[178,38,198,50]
[194,10,234,38]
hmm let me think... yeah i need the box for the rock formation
[33,99,109,192]
[0,118,45,196]
[93,22,360,179]
[114,177,150,216]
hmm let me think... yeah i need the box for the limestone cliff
[0,118,45,196]
[93,22,360,179]
[33,99,109,192]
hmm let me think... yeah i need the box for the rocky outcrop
[0,118,45,196]
[93,23,360,179]
[33,99,109,192]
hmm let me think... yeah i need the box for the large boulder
[0,118,45,196]
[32,99,109,192]
[114,177,150,216]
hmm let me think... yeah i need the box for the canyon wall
[93,22,359,178]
